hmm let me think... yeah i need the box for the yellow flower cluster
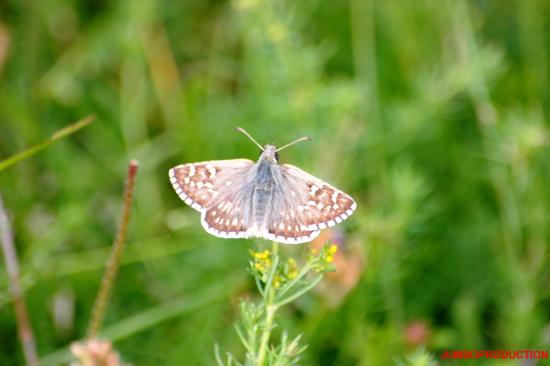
[308,243,338,273]
[251,249,272,276]
[250,250,304,288]
[271,258,300,288]
[273,275,283,289]
[326,244,338,263]
[285,258,298,280]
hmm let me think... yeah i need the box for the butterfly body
[251,145,279,233]
[169,134,356,244]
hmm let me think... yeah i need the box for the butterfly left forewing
[169,159,254,211]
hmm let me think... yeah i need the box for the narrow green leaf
[0,115,95,172]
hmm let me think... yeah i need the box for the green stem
[274,266,309,301]
[256,303,276,366]
[256,241,279,366]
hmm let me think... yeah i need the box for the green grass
[1,0,550,365]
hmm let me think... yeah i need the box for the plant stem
[87,160,138,338]
[0,194,40,366]
[276,274,323,307]
[257,303,276,366]
[256,241,279,366]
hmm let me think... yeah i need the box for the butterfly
[168,128,356,244]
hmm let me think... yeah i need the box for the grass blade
[0,115,94,172]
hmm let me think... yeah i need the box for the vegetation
[1,0,550,365]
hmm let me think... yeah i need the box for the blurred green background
[1,0,550,365]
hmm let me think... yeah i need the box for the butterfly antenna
[236,127,264,151]
[275,136,311,152]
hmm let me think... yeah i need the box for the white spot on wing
[310,185,319,196]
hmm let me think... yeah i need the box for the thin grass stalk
[0,115,94,172]
[86,160,139,338]
[0,194,39,366]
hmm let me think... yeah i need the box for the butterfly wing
[265,164,356,244]
[200,183,256,239]
[169,159,254,210]
[169,159,255,239]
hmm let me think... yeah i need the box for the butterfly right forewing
[265,164,356,244]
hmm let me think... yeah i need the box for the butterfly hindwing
[201,187,254,239]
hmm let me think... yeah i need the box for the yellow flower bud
[273,275,282,288]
